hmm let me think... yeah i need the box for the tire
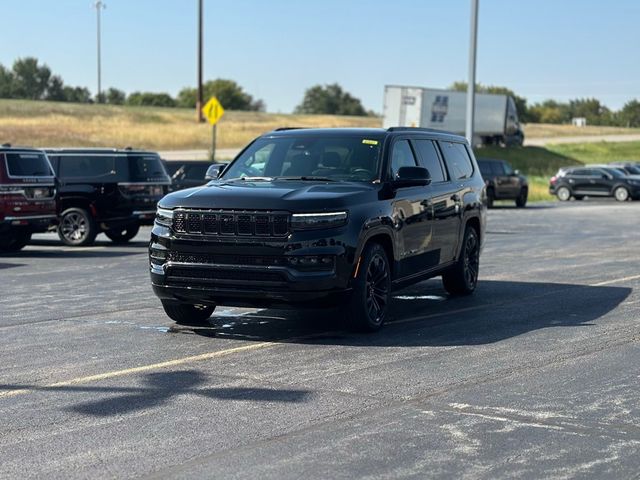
[0,231,31,253]
[161,301,215,325]
[486,188,495,208]
[442,225,480,296]
[58,208,97,246]
[515,188,528,208]
[556,186,571,202]
[105,223,140,244]
[614,186,629,202]
[346,242,391,332]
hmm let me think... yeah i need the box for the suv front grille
[173,210,290,237]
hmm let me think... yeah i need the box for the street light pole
[94,1,106,103]
[465,0,479,146]
[196,0,204,122]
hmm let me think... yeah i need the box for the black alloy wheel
[58,208,97,246]
[105,223,140,243]
[442,226,480,295]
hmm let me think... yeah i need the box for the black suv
[149,128,486,331]
[164,160,222,192]
[478,158,528,207]
[46,148,171,246]
[549,166,640,202]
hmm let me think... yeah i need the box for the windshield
[221,135,384,182]
[5,152,53,177]
[128,155,170,183]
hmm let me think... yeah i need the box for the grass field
[547,141,640,164]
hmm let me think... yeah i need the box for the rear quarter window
[439,141,474,180]
[5,152,53,177]
[59,155,118,179]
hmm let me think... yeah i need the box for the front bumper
[149,224,357,309]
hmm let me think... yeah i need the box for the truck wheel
[515,188,528,208]
[0,231,32,253]
[346,243,391,332]
[486,188,495,208]
[556,186,571,202]
[161,301,215,325]
[58,208,97,246]
[614,186,629,202]
[442,226,480,296]
[105,223,140,244]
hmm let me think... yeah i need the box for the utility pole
[196,0,204,122]
[94,1,106,103]
[465,0,479,146]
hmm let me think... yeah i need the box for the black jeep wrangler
[149,128,486,331]
[46,148,170,246]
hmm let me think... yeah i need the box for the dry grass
[0,99,381,150]
[523,123,640,138]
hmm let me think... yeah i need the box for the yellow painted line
[0,341,274,399]
[591,274,640,287]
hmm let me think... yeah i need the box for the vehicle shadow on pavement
[0,370,311,417]
[0,262,25,270]
[1,249,143,259]
[181,280,631,347]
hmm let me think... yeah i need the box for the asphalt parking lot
[1,200,639,479]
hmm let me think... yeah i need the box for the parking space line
[591,274,640,287]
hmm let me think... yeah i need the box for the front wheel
[105,223,140,243]
[58,208,97,246]
[442,226,480,296]
[515,188,528,208]
[161,301,215,325]
[614,186,629,202]
[346,243,391,332]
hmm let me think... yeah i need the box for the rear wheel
[614,186,629,202]
[515,188,528,208]
[161,301,215,325]
[0,231,32,253]
[105,223,140,243]
[442,226,480,296]
[346,243,391,332]
[58,208,97,246]
[556,186,571,202]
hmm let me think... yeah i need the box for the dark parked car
[0,145,57,252]
[477,158,528,207]
[549,166,640,202]
[609,162,640,175]
[163,160,224,192]
[46,148,171,246]
[149,127,486,331]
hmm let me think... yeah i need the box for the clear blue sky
[1,0,638,113]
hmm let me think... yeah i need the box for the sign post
[201,97,225,161]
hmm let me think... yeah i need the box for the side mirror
[393,166,431,187]
[205,164,224,180]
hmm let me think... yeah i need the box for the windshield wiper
[227,176,274,182]
[277,176,336,182]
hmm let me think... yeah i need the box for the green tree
[105,87,126,105]
[295,83,367,116]
[567,98,611,125]
[126,91,176,107]
[45,75,66,101]
[177,79,264,111]
[63,86,92,103]
[619,100,640,127]
[11,57,51,100]
[0,64,14,98]
[528,100,571,124]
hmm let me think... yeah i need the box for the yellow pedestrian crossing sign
[202,97,225,125]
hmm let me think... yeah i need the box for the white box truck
[383,85,524,146]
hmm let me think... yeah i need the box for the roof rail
[386,127,453,134]
[1,143,11,148]
[272,127,306,132]
[124,146,133,151]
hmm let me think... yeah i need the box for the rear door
[496,162,520,197]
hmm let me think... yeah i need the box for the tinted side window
[185,164,209,180]
[478,161,492,177]
[59,155,117,179]
[390,140,417,179]
[413,139,446,183]
[439,142,474,180]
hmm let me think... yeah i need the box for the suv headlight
[291,211,348,230]
[155,207,174,228]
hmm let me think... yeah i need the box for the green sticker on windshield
[362,139,379,145]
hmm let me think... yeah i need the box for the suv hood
[159,180,379,211]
